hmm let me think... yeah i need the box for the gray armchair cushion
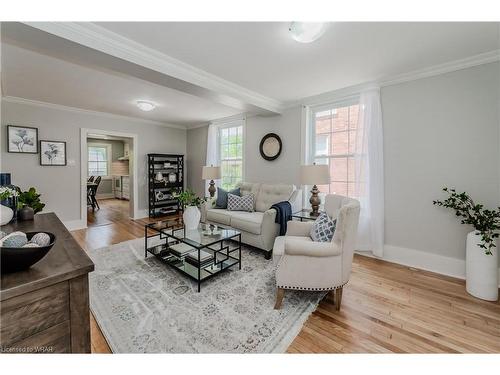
[310,212,336,242]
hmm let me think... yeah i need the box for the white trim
[81,128,139,225]
[293,49,500,108]
[357,245,500,288]
[62,219,86,231]
[134,209,149,220]
[2,95,186,130]
[24,22,283,115]
[95,193,115,200]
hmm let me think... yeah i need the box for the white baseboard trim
[134,209,149,220]
[356,245,500,287]
[63,219,87,231]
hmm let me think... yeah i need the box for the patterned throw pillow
[310,212,336,242]
[227,193,254,212]
[215,187,240,209]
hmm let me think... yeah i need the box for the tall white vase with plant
[175,190,205,231]
[434,187,499,301]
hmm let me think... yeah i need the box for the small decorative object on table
[0,230,56,273]
[202,165,221,198]
[16,187,45,221]
[300,163,330,217]
[0,186,19,225]
[174,190,205,230]
[433,187,500,301]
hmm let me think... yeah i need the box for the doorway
[80,128,138,228]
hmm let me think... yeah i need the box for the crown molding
[291,49,500,108]
[1,95,187,130]
[23,22,284,115]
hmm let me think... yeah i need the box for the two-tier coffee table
[144,220,241,292]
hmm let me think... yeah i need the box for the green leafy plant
[0,186,18,200]
[16,187,46,213]
[433,187,500,255]
[174,190,205,208]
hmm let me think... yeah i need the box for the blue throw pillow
[310,212,337,242]
[215,187,240,208]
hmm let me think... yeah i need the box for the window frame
[87,142,112,178]
[217,121,245,190]
[307,96,360,199]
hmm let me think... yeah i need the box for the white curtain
[353,88,385,257]
[205,123,219,192]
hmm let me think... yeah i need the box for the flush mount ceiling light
[289,22,329,43]
[136,100,156,111]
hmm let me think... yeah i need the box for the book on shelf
[185,250,214,266]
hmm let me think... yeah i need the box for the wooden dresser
[1,213,94,353]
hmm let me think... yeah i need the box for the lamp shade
[300,164,330,185]
[202,166,221,180]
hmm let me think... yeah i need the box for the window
[88,144,111,176]
[218,124,243,190]
[310,100,360,197]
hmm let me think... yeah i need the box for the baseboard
[356,245,500,287]
[63,219,87,231]
[134,209,149,220]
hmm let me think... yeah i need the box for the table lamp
[202,165,221,198]
[300,163,330,217]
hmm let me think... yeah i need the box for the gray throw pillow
[215,187,240,209]
[227,193,254,212]
[310,212,336,242]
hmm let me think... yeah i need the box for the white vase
[466,231,499,301]
[0,204,14,225]
[183,206,201,230]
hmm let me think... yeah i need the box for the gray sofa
[200,182,302,259]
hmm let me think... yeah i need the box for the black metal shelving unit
[148,153,184,218]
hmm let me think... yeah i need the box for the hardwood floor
[72,200,500,353]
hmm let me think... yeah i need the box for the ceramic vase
[466,231,499,301]
[0,204,14,225]
[183,206,201,231]
[18,206,35,221]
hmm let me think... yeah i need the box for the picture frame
[7,125,39,154]
[40,140,67,166]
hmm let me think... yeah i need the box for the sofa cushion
[237,182,260,210]
[227,193,254,212]
[272,235,313,266]
[215,187,240,209]
[255,184,294,212]
[206,209,232,226]
[230,211,264,235]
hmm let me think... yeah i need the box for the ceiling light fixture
[136,100,156,111]
[289,22,329,43]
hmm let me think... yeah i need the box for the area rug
[88,238,325,353]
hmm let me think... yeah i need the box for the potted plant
[433,187,500,301]
[16,187,46,221]
[174,190,205,230]
[0,187,19,225]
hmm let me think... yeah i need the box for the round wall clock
[259,133,282,161]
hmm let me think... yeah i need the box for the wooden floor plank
[72,198,500,354]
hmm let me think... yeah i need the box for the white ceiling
[97,22,500,102]
[1,22,499,127]
[1,42,241,126]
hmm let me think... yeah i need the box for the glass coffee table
[144,220,241,292]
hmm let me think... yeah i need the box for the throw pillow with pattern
[310,212,336,242]
[215,187,240,209]
[227,193,255,212]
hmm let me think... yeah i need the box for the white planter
[466,231,498,301]
[0,204,14,225]
[183,206,201,230]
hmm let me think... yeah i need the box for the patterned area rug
[88,238,325,353]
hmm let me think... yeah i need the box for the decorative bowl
[1,232,56,273]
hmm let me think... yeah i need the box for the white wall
[186,62,500,268]
[186,125,208,198]
[1,100,186,224]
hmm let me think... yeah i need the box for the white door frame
[80,128,139,227]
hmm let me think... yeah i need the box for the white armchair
[272,194,360,311]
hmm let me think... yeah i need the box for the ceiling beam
[19,22,284,115]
